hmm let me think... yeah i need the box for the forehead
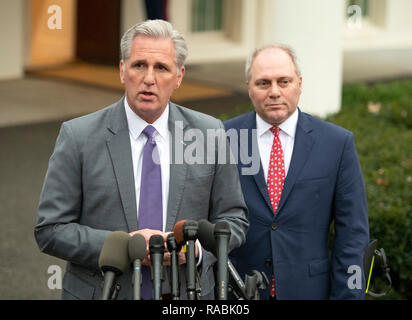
[128,35,175,62]
[250,48,296,80]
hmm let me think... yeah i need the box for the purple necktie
[138,125,163,300]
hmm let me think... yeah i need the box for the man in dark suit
[34,19,248,300]
[224,45,369,299]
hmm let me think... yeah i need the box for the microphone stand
[184,240,197,300]
[166,234,181,300]
[244,270,269,300]
[195,270,202,300]
[110,283,121,300]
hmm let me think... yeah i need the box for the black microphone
[198,219,248,300]
[183,220,199,300]
[214,220,231,300]
[149,234,165,300]
[98,231,130,300]
[128,233,147,300]
[166,233,181,300]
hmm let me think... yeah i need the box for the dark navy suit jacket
[224,109,369,299]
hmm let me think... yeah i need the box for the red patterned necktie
[267,126,285,298]
[267,127,285,214]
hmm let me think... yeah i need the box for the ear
[298,76,303,90]
[246,80,253,99]
[119,60,125,84]
[175,66,185,89]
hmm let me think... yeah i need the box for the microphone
[149,234,165,300]
[173,220,185,245]
[128,233,147,300]
[174,219,198,300]
[166,233,181,300]
[214,220,231,300]
[198,219,248,300]
[98,231,130,300]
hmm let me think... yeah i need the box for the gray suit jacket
[34,98,248,300]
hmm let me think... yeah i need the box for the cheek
[124,70,142,84]
[249,89,263,104]
[253,92,268,107]
[288,91,301,105]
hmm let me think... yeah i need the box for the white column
[259,0,345,118]
[0,0,24,79]
[385,0,412,33]
[120,0,146,35]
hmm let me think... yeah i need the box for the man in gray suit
[34,19,248,300]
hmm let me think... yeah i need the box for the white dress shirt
[256,108,299,182]
[124,99,203,264]
[124,99,170,231]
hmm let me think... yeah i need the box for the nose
[269,83,281,98]
[143,67,155,86]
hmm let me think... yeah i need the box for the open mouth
[140,91,155,95]
[139,91,156,98]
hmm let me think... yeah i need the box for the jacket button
[265,259,273,267]
[271,224,278,231]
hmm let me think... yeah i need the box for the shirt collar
[124,98,169,141]
[256,108,299,138]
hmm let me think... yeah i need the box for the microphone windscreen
[197,219,216,253]
[183,220,198,241]
[214,220,231,236]
[98,231,130,274]
[149,234,165,254]
[173,220,186,244]
[128,233,147,261]
[183,220,198,228]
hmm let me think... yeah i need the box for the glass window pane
[191,0,223,32]
[348,0,369,17]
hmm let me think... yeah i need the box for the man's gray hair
[245,44,301,82]
[120,19,188,70]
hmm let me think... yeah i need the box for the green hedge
[218,78,412,299]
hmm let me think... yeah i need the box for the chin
[267,112,287,125]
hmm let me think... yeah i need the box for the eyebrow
[255,76,292,82]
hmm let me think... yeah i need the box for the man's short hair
[245,44,301,82]
[120,19,188,71]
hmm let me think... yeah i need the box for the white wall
[120,0,146,36]
[385,0,412,33]
[259,0,345,117]
[342,0,412,83]
[0,0,24,80]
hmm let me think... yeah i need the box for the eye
[279,79,290,87]
[156,64,168,71]
[256,80,270,88]
[133,62,145,69]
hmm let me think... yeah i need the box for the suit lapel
[242,112,274,213]
[165,103,188,231]
[106,98,138,232]
[276,110,314,215]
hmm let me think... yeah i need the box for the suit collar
[166,102,189,231]
[237,111,274,213]
[107,97,128,135]
[276,109,315,215]
[106,97,138,231]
